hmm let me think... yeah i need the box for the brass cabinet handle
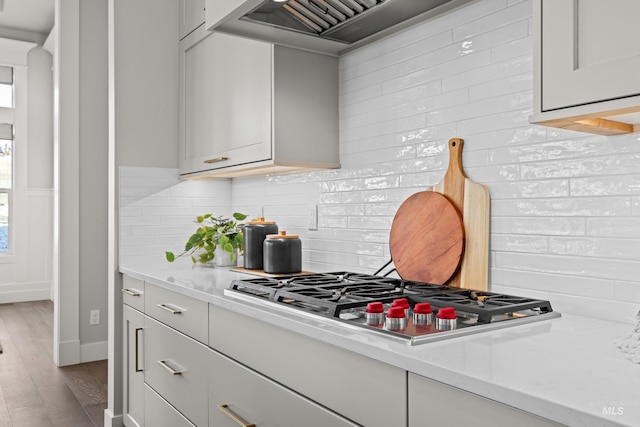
[217,404,256,427]
[122,288,142,297]
[135,327,143,372]
[157,303,184,314]
[157,360,183,376]
[204,156,229,164]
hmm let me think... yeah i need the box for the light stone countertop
[120,261,640,427]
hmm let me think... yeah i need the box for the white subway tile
[406,49,492,81]
[587,217,640,238]
[571,174,640,196]
[491,35,533,62]
[491,234,548,253]
[457,107,532,135]
[443,54,532,92]
[615,281,640,304]
[549,236,640,260]
[427,91,531,126]
[491,267,615,299]
[488,179,568,199]
[493,196,630,216]
[492,217,585,235]
[452,0,529,42]
[456,19,528,56]
[469,73,532,101]
[495,252,640,282]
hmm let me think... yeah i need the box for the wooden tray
[231,267,315,278]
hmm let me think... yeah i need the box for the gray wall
[79,0,109,351]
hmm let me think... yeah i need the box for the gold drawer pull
[157,360,183,375]
[157,303,184,314]
[122,288,142,297]
[204,156,229,164]
[217,404,255,427]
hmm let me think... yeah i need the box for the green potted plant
[165,212,248,266]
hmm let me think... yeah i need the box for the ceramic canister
[263,231,302,274]
[243,218,278,270]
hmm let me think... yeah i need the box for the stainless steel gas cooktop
[225,272,561,345]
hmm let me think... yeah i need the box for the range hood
[208,0,474,56]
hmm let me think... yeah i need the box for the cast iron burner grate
[229,272,555,324]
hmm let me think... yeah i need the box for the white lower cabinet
[123,276,562,427]
[144,384,195,427]
[144,316,209,427]
[123,305,145,427]
[209,349,359,427]
[209,305,406,427]
[408,373,564,426]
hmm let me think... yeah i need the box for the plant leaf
[191,255,197,263]
[233,212,248,221]
[218,234,230,246]
[165,251,175,262]
[188,233,203,247]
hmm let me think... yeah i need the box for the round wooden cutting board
[389,191,464,285]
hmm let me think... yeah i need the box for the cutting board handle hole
[451,141,456,147]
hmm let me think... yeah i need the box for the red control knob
[392,298,409,309]
[366,302,384,313]
[386,306,406,318]
[413,302,433,314]
[436,307,456,319]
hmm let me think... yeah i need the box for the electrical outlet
[90,309,100,325]
[307,204,318,231]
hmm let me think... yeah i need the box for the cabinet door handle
[135,327,143,372]
[157,360,183,376]
[217,404,256,427]
[157,303,184,314]
[204,156,229,164]
[122,288,142,297]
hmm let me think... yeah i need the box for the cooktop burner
[226,272,560,345]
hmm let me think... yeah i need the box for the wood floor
[0,300,107,426]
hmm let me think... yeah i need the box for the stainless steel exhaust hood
[208,0,474,56]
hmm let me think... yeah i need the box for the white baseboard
[56,339,80,367]
[104,409,123,427]
[80,340,108,363]
[0,281,51,303]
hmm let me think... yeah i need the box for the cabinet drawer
[408,373,564,426]
[122,275,145,312]
[145,317,209,426]
[209,305,406,427]
[210,349,358,427]
[144,384,195,427]
[145,283,208,343]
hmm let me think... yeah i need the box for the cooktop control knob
[365,302,385,326]
[385,306,407,331]
[413,302,434,326]
[435,307,457,330]
[391,298,410,318]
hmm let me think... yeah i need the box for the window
[0,65,13,252]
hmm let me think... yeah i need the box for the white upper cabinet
[179,26,339,178]
[530,0,640,135]
[178,0,205,40]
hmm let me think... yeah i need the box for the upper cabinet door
[178,0,206,40]
[541,0,640,111]
[180,28,272,175]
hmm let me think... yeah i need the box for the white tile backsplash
[119,167,232,266]
[119,0,640,323]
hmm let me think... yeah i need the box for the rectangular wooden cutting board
[431,138,490,291]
